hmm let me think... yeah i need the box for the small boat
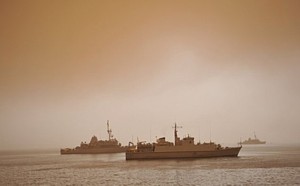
[126,123,242,160]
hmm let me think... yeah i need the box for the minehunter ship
[61,121,127,154]
[126,123,242,160]
[238,133,266,145]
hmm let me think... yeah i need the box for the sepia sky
[0,0,299,150]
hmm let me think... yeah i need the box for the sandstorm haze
[0,0,299,150]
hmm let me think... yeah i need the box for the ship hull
[126,147,242,160]
[239,141,266,145]
[61,147,126,155]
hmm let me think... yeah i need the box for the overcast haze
[1,0,299,150]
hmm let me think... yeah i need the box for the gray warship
[126,123,242,160]
[239,133,266,145]
[61,121,127,154]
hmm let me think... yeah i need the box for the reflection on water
[0,145,299,185]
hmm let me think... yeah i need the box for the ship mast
[173,123,182,146]
[107,120,113,141]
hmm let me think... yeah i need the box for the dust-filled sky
[0,0,299,150]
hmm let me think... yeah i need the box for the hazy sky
[1,0,299,150]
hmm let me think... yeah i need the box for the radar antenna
[107,120,113,140]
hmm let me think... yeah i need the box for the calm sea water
[1,145,299,185]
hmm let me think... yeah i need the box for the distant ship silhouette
[239,132,266,145]
[61,121,129,154]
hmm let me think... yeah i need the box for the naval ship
[61,121,127,154]
[238,133,266,145]
[126,123,242,160]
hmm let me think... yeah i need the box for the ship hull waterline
[126,147,242,160]
[239,142,266,145]
[61,148,126,155]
